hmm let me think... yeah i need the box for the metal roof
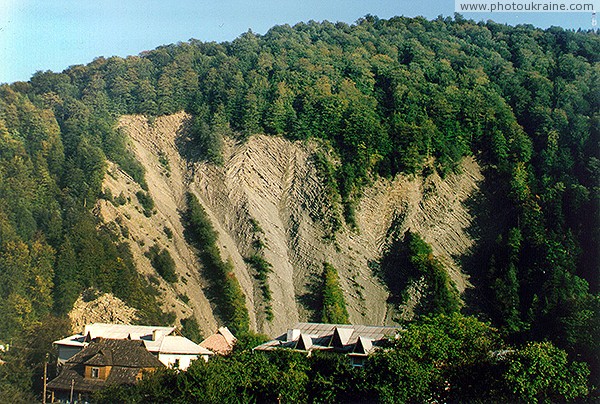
[54,323,206,356]
[254,323,401,353]
[158,336,213,355]
[83,323,175,341]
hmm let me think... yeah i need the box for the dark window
[91,367,99,378]
[351,357,365,367]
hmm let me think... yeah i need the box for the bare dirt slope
[96,112,483,335]
[97,113,218,336]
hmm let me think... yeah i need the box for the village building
[200,326,237,355]
[53,323,212,370]
[47,338,164,402]
[253,323,401,367]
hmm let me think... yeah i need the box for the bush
[114,191,127,206]
[180,316,202,343]
[146,244,177,283]
[504,342,590,403]
[163,226,173,239]
[136,191,155,217]
[103,127,148,190]
[245,254,273,321]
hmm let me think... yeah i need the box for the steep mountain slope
[96,112,483,335]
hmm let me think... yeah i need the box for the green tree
[184,192,249,334]
[146,244,178,283]
[53,237,81,315]
[504,341,589,403]
[365,314,501,403]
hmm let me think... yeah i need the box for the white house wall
[157,353,204,370]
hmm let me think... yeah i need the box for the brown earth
[93,112,483,336]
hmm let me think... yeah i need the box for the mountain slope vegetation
[111,111,482,335]
[0,14,598,400]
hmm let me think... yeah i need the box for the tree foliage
[321,262,350,324]
[184,192,249,335]
[0,14,598,398]
[91,314,590,403]
[146,244,177,283]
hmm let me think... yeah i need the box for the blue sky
[0,0,594,84]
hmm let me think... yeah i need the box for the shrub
[136,191,155,217]
[146,244,177,283]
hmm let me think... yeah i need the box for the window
[351,357,365,367]
[91,367,100,378]
[173,359,180,369]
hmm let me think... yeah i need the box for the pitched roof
[200,327,237,355]
[54,323,206,357]
[83,323,175,341]
[289,323,400,343]
[253,323,401,354]
[47,363,143,393]
[159,336,213,356]
[331,327,355,348]
[84,351,112,367]
[68,338,163,368]
[47,338,164,393]
[218,327,237,345]
[352,336,374,355]
[295,333,313,351]
[54,323,176,349]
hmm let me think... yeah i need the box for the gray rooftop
[254,323,402,354]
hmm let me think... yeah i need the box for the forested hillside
[0,14,598,401]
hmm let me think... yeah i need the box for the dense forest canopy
[0,14,598,401]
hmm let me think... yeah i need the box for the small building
[54,323,212,370]
[253,323,401,366]
[200,326,237,355]
[47,338,164,402]
[154,335,212,370]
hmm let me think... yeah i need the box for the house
[200,326,237,355]
[47,338,164,402]
[54,323,213,370]
[253,323,401,366]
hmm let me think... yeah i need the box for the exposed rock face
[69,293,137,333]
[96,112,483,336]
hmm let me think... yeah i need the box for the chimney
[286,329,300,342]
[152,330,159,341]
